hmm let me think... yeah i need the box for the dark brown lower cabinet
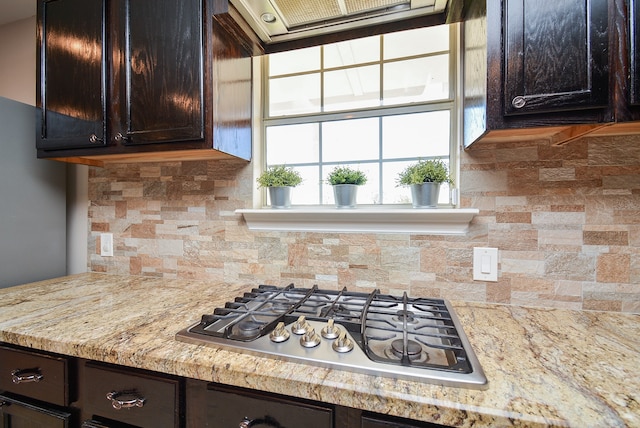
[185,380,451,428]
[0,343,452,428]
[0,393,72,428]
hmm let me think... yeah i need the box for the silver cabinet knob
[89,134,103,143]
[511,96,526,109]
[114,132,130,142]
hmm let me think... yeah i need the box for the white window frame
[237,23,478,234]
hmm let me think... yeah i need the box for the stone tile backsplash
[88,135,640,313]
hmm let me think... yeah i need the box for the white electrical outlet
[473,247,498,282]
[100,233,113,257]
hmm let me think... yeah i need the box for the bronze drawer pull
[106,390,146,410]
[11,369,44,384]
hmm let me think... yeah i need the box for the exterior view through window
[263,24,457,206]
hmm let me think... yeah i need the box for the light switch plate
[100,233,113,257]
[473,247,498,282]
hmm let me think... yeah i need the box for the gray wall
[0,96,67,287]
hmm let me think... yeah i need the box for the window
[262,24,458,207]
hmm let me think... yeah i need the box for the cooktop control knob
[291,316,310,335]
[332,331,354,353]
[321,319,341,339]
[300,327,321,348]
[269,322,290,343]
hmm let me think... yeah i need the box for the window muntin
[263,24,457,207]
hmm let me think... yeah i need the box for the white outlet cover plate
[473,247,498,282]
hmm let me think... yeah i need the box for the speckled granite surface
[0,273,637,427]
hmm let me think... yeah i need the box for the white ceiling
[0,0,35,27]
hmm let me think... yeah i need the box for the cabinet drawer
[205,383,333,428]
[0,393,72,428]
[83,363,180,428]
[0,346,70,406]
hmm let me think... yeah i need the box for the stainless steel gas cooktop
[176,284,488,389]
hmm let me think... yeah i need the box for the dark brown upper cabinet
[463,0,640,147]
[630,0,640,105]
[503,0,609,116]
[36,0,260,166]
[36,0,106,152]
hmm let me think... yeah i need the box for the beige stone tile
[597,253,631,283]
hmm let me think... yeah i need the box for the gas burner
[393,310,418,325]
[388,339,426,361]
[232,318,265,338]
[269,301,293,314]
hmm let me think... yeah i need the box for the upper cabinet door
[503,0,609,115]
[630,0,640,105]
[36,0,107,150]
[111,0,204,145]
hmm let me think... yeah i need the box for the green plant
[396,159,453,186]
[326,166,368,185]
[256,165,303,188]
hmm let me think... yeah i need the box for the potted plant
[326,166,367,208]
[256,165,303,208]
[396,159,453,208]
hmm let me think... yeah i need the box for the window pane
[269,74,321,116]
[266,124,319,164]
[269,46,320,75]
[382,111,450,159]
[291,166,320,205]
[384,25,449,60]
[324,65,380,111]
[324,36,380,68]
[322,118,379,162]
[383,54,449,105]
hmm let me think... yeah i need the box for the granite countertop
[0,273,637,427]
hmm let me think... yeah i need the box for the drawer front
[0,346,69,406]
[0,393,72,428]
[83,363,180,428]
[205,384,333,428]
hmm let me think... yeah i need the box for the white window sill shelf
[236,207,479,235]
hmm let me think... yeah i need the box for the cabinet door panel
[37,0,106,150]
[631,0,640,105]
[504,0,609,115]
[114,0,203,145]
[0,394,71,428]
